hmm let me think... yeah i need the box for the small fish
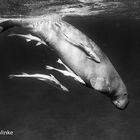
[8,33,47,46]
[9,73,69,92]
[57,59,75,74]
[63,33,101,63]
[46,64,85,85]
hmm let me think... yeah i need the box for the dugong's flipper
[0,19,31,32]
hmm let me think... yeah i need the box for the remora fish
[8,33,47,46]
[9,73,69,92]
[46,59,85,84]
[0,17,128,109]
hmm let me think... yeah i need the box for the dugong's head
[89,57,129,110]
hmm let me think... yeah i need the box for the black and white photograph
[0,0,139,140]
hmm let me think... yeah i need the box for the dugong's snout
[110,81,129,110]
[111,92,128,110]
[90,76,129,110]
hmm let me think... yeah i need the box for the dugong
[0,16,128,109]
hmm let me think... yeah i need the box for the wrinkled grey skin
[0,16,128,109]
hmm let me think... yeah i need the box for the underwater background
[0,0,140,140]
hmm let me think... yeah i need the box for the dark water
[0,16,139,140]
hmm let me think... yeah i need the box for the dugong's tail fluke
[0,20,30,32]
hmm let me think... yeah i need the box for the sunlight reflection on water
[0,0,139,19]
